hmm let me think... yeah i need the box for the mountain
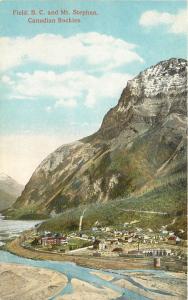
[0,173,24,211]
[9,58,187,230]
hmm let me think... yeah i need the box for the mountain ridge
[0,173,24,211]
[9,58,187,224]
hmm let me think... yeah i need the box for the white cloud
[139,9,187,34]
[139,11,172,26]
[3,71,133,108]
[1,75,14,85]
[170,10,188,34]
[55,98,77,108]
[0,32,143,71]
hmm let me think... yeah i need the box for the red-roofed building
[167,236,181,245]
[40,236,67,246]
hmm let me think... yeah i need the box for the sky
[0,0,187,184]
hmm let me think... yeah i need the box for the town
[20,220,187,272]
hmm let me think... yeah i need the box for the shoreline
[5,237,155,270]
[1,233,187,299]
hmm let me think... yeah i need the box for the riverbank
[0,262,67,300]
[0,252,187,300]
[6,237,154,270]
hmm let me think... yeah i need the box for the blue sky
[0,0,187,183]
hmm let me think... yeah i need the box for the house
[176,236,181,244]
[166,249,172,256]
[167,236,176,245]
[142,235,151,243]
[92,227,98,232]
[167,235,181,245]
[128,237,133,243]
[114,230,123,237]
[105,227,111,232]
[40,236,67,246]
[44,231,51,235]
[161,230,168,235]
[168,232,175,236]
[59,237,67,245]
[99,241,107,251]
[41,237,56,246]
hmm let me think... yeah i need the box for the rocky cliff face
[99,58,186,138]
[13,58,187,217]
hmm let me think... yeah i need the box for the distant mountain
[9,58,187,231]
[0,173,24,211]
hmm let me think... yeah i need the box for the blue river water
[0,250,177,300]
[0,216,183,299]
[0,214,40,246]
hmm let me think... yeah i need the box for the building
[40,236,67,246]
[143,249,172,257]
[128,237,133,243]
[105,227,111,232]
[99,241,107,251]
[167,236,181,245]
[92,227,98,232]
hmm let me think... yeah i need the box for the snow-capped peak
[129,58,187,98]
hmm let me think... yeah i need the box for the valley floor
[6,237,154,270]
[2,237,187,300]
[0,253,187,300]
[5,236,187,273]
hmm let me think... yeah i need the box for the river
[0,214,186,300]
[0,213,40,246]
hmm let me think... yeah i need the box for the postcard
[0,1,187,299]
